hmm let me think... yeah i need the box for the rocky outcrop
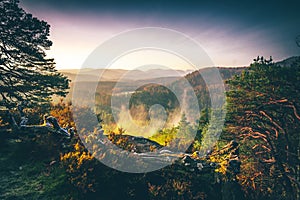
[107,134,162,153]
[180,140,241,176]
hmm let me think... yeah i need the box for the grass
[0,136,77,200]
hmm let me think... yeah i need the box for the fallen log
[2,104,74,139]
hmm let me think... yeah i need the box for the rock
[210,162,218,168]
[197,162,203,170]
[159,149,173,154]
[49,160,57,166]
[181,155,209,172]
[182,155,194,165]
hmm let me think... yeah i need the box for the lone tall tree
[0,0,69,109]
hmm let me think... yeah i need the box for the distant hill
[58,68,192,104]
[275,56,300,67]
[59,56,300,83]
[128,56,300,118]
[129,67,246,114]
[59,68,192,82]
[128,56,300,113]
[59,56,299,119]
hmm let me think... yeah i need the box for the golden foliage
[60,141,95,193]
[50,99,75,129]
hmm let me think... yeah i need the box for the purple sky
[20,0,300,69]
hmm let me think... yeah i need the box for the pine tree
[226,56,300,199]
[0,0,69,109]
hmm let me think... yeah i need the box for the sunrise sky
[20,0,300,70]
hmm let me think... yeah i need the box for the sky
[20,0,300,70]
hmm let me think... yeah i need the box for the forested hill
[183,66,246,92]
[184,55,300,91]
[129,56,299,117]
[129,66,246,113]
